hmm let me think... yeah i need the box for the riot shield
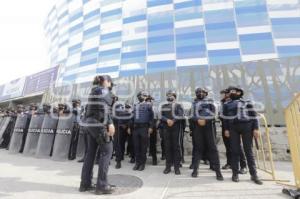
[51,115,75,161]
[0,117,10,143]
[8,114,30,153]
[75,125,87,160]
[23,114,45,156]
[35,114,58,158]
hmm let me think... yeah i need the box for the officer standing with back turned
[79,75,116,195]
[222,86,263,185]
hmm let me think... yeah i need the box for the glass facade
[44,0,300,125]
[45,0,300,84]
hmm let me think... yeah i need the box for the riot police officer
[0,106,18,148]
[114,102,133,169]
[146,95,158,166]
[80,75,116,195]
[191,88,224,180]
[20,103,37,153]
[159,90,184,175]
[78,105,88,163]
[132,91,154,171]
[220,89,247,174]
[69,99,82,160]
[222,86,262,185]
[125,103,135,164]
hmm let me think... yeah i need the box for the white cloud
[0,0,53,85]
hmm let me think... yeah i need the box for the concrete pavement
[0,150,294,199]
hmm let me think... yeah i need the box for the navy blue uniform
[220,99,247,169]
[80,86,114,190]
[114,103,133,163]
[69,106,83,160]
[133,102,154,167]
[222,98,259,176]
[160,102,184,170]
[149,107,158,164]
[191,97,221,172]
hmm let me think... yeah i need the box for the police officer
[220,89,247,174]
[146,95,158,166]
[132,91,154,171]
[191,88,223,180]
[78,105,88,163]
[69,99,82,160]
[114,102,133,169]
[80,75,116,195]
[160,90,184,175]
[222,86,262,185]
[0,106,18,149]
[20,103,37,153]
[124,102,135,164]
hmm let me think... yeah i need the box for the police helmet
[195,87,208,95]
[166,90,177,98]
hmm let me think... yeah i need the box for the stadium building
[0,0,300,126]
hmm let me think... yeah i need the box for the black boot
[251,175,263,185]
[232,174,239,182]
[77,158,84,163]
[216,170,224,181]
[95,185,115,195]
[175,168,181,175]
[222,164,231,170]
[79,183,96,192]
[129,157,135,164]
[138,164,145,171]
[115,161,121,169]
[239,167,247,175]
[133,164,139,171]
[191,169,198,178]
[161,155,166,160]
[163,167,171,174]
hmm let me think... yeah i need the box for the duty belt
[232,118,251,124]
[134,123,149,128]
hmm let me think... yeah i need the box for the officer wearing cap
[220,89,247,174]
[159,90,184,175]
[222,86,263,185]
[191,88,224,180]
[132,91,154,171]
[79,75,116,195]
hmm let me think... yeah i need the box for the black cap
[137,91,148,98]
[227,85,244,96]
[166,90,177,98]
[195,87,208,94]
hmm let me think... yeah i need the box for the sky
[0,0,53,85]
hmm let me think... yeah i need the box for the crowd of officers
[109,87,262,184]
[78,75,263,195]
[0,101,84,159]
[0,75,263,195]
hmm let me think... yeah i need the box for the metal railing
[282,93,300,198]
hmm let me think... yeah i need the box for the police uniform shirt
[191,97,216,122]
[133,101,154,127]
[222,98,259,131]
